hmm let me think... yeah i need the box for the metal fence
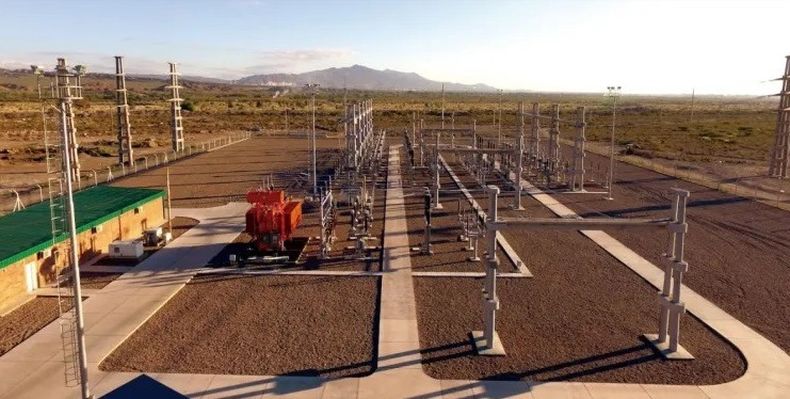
[0,132,253,215]
[558,137,790,211]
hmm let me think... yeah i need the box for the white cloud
[0,48,356,79]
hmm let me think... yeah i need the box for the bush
[182,100,195,112]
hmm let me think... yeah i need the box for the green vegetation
[0,69,779,163]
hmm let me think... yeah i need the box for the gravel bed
[551,149,790,352]
[100,274,379,378]
[404,159,512,273]
[410,151,745,384]
[0,297,63,356]
[113,136,342,208]
[414,277,744,384]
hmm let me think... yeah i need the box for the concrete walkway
[509,172,790,399]
[1,147,788,398]
[0,202,249,399]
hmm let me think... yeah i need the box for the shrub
[182,100,195,112]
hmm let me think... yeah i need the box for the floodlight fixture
[73,65,87,76]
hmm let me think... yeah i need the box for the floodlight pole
[60,100,91,399]
[497,89,503,145]
[441,83,445,129]
[306,83,320,195]
[605,86,621,201]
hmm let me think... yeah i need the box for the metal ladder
[44,120,81,387]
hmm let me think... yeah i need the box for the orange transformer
[245,189,302,252]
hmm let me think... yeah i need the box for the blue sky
[1,0,788,94]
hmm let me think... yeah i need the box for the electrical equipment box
[144,227,163,246]
[245,189,302,252]
[108,240,144,259]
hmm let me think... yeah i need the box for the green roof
[0,185,165,269]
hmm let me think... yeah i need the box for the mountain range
[0,64,497,92]
[236,64,496,92]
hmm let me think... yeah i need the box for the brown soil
[550,150,790,353]
[0,297,63,356]
[414,277,744,384]
[168,216,200,240]
[100,274,379,378]
[68,272,123,289]
[112,136,344,208]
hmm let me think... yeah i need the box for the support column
[769,56,790,178]
[472,185,505,356]
[472,119,477,149]
[548,104,561,174]
[529,102,540,160]
[433,132,442,209]
[512,102,525,210]
[571,107,586,191]
[644,188,694,360]
[167,62,185,152]
[115,56,134,167]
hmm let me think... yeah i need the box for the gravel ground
[414,277,744,384]
[551,149,790,353]
[404,159,512,273]
[112,136,343,208]
[409,149,746,384]
[100,274,379,378]
[0,297,63,356]
[70,272,123,289]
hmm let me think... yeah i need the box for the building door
[24,262,38,292]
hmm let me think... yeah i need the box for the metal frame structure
[167,62,185,152]
[52,57,92,399]
[54,58,82,185]
[472,184,694,360]
[604,86,622,200]
[115,56,134,167]
[344,99,377,176]
[768,56,790,178]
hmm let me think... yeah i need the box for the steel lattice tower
[768,56,790,178]
[115,56,134,166]
[54,58,82,185]
[167,62,185,152]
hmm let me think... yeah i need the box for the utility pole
[605,86,622,200]
[497,89,503,145]
[115,56,134,167]
[306,83,320,195]
[54,57,91,399]
[166,167,173,233]
[769,56,790,178]
[167,62,185,152]
[441,83,446,129]
[690,88,695,124]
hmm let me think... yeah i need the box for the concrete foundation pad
[471,331,506,356]
[642,334,695,360]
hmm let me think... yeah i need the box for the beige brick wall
[0,197,164,310]
[0,261,28,312]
